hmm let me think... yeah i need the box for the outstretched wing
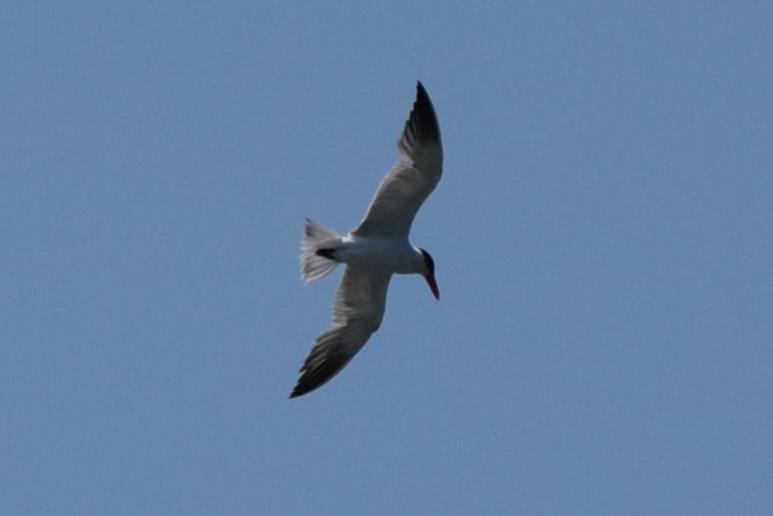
[290,266,393,398]
[353,82,443,238]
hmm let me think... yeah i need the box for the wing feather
[353,82,443,237]
[290,267,392,398]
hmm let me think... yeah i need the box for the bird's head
[416,247,440,300]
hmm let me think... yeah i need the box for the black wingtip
[288,341,353,399]
[414,81,441,142]
[397,81,441,158]
[289,375,314,399]
[288,382,310,399]
[287,373,329,399]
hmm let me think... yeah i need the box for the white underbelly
[336,236,414,273]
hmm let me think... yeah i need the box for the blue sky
[2,1,772,514]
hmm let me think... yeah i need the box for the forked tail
[300,218,341,283]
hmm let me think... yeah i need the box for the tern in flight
[290,81,443,398]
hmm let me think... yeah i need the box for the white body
[336,235,424,274]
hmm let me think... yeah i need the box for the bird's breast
[336,235,415,273]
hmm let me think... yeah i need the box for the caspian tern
[289,81,443,398]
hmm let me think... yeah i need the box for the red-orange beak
[425,273,440,300]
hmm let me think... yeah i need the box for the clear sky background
[2,2,772,515]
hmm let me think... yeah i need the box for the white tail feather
[300,218,341,283]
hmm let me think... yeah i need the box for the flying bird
[290,81,443,398]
